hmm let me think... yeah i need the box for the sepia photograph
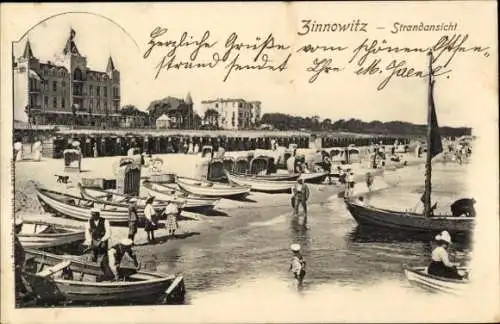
[1,2,498,323]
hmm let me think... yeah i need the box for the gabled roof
[62,28,81,56]
[106,56,116,72]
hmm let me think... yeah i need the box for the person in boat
[366,172,374,192]
[164,201,181,238]
[428,230,464,280]
[292,179,310,219]
[289,243,306,288]
[100,238,140,282]
[84,207,112,262]
[127,198,139,243]
[144,196,158,243]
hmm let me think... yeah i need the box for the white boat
[142,180,221,208]
[403,264,469,295]
[18,220,85,248]
[225,170,295,193]
[298,172,328,183]
[176,177,251,199]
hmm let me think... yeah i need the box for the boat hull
[225,171,295,193]
[176,177,251,199]
[345,200,474,234]
[141,181,219,209]
[18,221,85,248]
[299,172,328,183]
[403,265,469,295]
[234,172,300,182]
[23,249,186,305]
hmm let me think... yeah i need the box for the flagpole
[423,51,434,218]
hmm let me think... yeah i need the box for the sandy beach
[14,149,419,266]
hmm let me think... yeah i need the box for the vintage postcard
[1,1,498,323]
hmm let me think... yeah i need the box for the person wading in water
[100,238,140,282]
[292,179,310,220]
[289,243,306,288]
[84,207,111,262]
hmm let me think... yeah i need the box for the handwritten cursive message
[143,21,491,90]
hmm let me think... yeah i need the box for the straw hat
[120,238,133,247]
[435,230,452,244]
[90,207,101,214]
[290,243,301,252]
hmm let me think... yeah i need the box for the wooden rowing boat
[22,249,185,305]
[298,172,328,183]
[403,264,469,295]
[176,177,251,199]
[234,172,300,181]
[17,220,85,248]
[80,183,217,212]
[142,180,220,207]
[345,200,473,235]
[225,170,295,193]
[36,187,136,225]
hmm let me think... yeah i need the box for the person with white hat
[127,198,139,243]
[427,230,464,279]
[289,243,306,287]
[99,238,140,282]
[84,207,111,262]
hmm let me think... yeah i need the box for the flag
[428,80,443,159]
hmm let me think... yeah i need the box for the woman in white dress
[32,140,42,162]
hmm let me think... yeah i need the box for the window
[89,99,93,111]
[43,96,48,108]
[62,81,66,88]
[97,100,101,111]
[104,87,108,97]
[114,101,119,112]
[215,103,218,108]
[89,85,93,96]
[104,101,108,111]
[53,97,57,108]
[96,87,100,97]
[52,81,57,92]
[61,98,65,109]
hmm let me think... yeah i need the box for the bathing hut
[222,156,235,173]
[63,149,82,172]
[234,156,250,174]
[115,157,142,196]
[207,159,226,181]
[249,156,277,175]
[346,146,361,164]
[201,145,213,159]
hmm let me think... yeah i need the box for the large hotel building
[13,29,121,127]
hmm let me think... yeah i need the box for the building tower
[185,92,193,129]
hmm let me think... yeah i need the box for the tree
[321,118,332,131]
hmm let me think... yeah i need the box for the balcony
[29,86,41,93]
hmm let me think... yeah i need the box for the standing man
[289,243,306,288]
[127,198,138,243]
[292,179,310,219]
[100,238,140,282]
[85,207,111,262]
[144,196,158,243]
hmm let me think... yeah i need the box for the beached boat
[22,249,185,304]
[345,201,473,234]
[299,172,328,183]
[142,180,220,207]
[80,183,216,212]
[225,170,295,193]
[176,177,251,199]
[403,264,469,295]
[18,220,85,248]
[345,52,475,235]
[36,187,136,225]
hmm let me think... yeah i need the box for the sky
[6,2,498,128]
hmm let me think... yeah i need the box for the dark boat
[22,249,185,305]
[344,52,475,235]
